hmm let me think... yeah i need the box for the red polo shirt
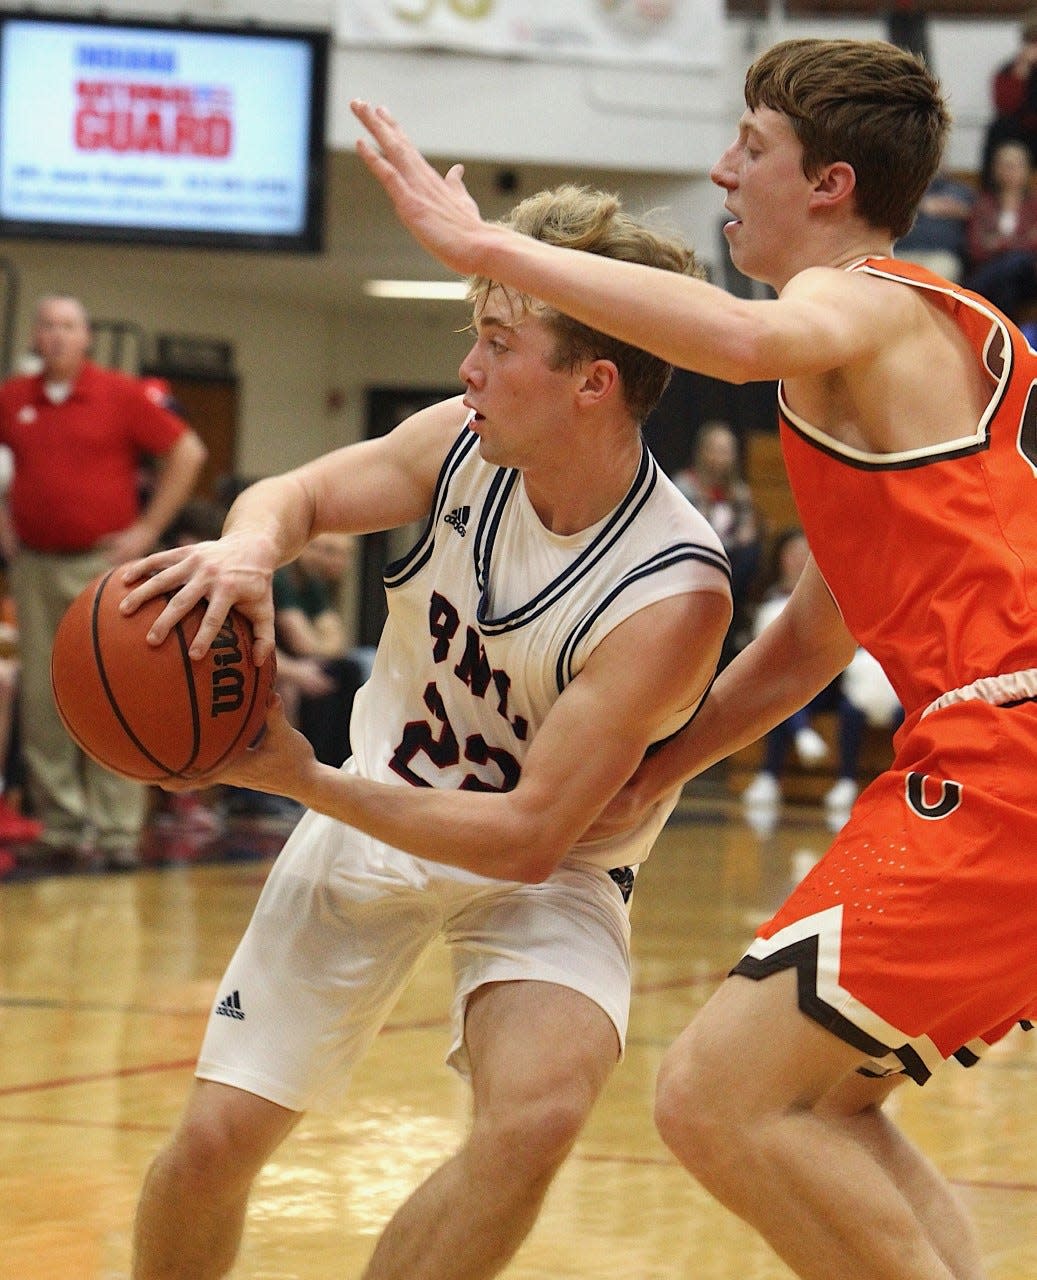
[0,361,187,552]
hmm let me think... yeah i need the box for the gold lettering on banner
[393,0,495,24]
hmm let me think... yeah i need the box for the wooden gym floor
[1,775,1035,1280]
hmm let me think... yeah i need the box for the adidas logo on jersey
[444,506,470,537]
[215,989,245,1020]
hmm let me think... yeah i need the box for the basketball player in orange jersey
[349,37,1037,1280]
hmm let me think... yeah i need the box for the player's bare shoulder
[785,264,921,331]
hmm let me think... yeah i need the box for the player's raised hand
[351,99,492,277]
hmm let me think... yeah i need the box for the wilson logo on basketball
[210,622,246,716]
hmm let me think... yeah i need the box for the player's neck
[768,227,894,292]
[522,433,642,536]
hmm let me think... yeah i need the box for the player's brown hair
[469,184,702,425]
[744,38,950,240]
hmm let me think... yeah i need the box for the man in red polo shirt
[0,294,207,869]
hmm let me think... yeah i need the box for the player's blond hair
[745,38,950,240]
[469,184,702,424]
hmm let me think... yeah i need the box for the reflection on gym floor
[1,777,1034,1280]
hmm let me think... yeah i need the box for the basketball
[51,569,276,784]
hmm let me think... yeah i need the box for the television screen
[0,12,328,252]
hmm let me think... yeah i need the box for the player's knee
[166,1088,292,1194]
[160,1111,249,1196]
[476,1090,589,1182]
[654,1041,737,1179]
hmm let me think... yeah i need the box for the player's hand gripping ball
[51,569,276,783]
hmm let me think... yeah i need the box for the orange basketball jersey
[778,256,1037,724]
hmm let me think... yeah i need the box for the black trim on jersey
[608,865,635,902]
[473,448,660,637]
[779,260,1017,473]
[779,407,992,472]
[384,427,479,588]
[640,652,723,758]
[731,938,934,1086]
[473,465,520,599]
[554,543,731,692]
[466,445,655,640]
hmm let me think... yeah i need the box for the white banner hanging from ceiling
[337,1,724,70]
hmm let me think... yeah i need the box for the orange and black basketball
[51,569,275,784]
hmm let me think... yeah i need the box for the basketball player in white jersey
[122,184,732,1279]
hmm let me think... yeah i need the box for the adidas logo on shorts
[215,989,245,1020]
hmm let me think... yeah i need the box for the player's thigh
[446,859,632,1083]
[198,820,442,1112]
[662,969,873,1120]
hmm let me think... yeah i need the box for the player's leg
[132,819,442,1278]
[360,859,635,1279]
[362,978,619,1280]
[816,1070,985,1277]
[132,1079,300,1280]
[654,969,981,1280]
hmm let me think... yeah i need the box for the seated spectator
[823,647,903,834]
[981,8,1037,184]
[965,139,1037,322]
[273,532,363,770]
[673,419,763,663]
[895,169,975,282]
[741,529,832,832]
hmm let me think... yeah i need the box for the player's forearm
[485,226,763,383]
[628,624,850,807]
[222,472,319,570]
[294,763,564,883]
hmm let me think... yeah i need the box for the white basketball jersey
[349,421,730,873]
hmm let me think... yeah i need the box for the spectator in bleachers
[0,446,39,851]
[673,419,763,664]
[823,647,902,834]
[965,138,1037,324]
[895,168,975,282]
[981,8,1037,184]
[272,531,363,772]
[741,528,903,837]
[740,528,831,831]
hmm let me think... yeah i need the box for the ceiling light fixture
[363,279,469,300]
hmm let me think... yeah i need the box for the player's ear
[810,160,856,211]
[576,358,620,407]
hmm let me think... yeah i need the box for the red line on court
[0,1058,195,1098]
[0,1112,170,1133]
[0,1017,451,1099]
